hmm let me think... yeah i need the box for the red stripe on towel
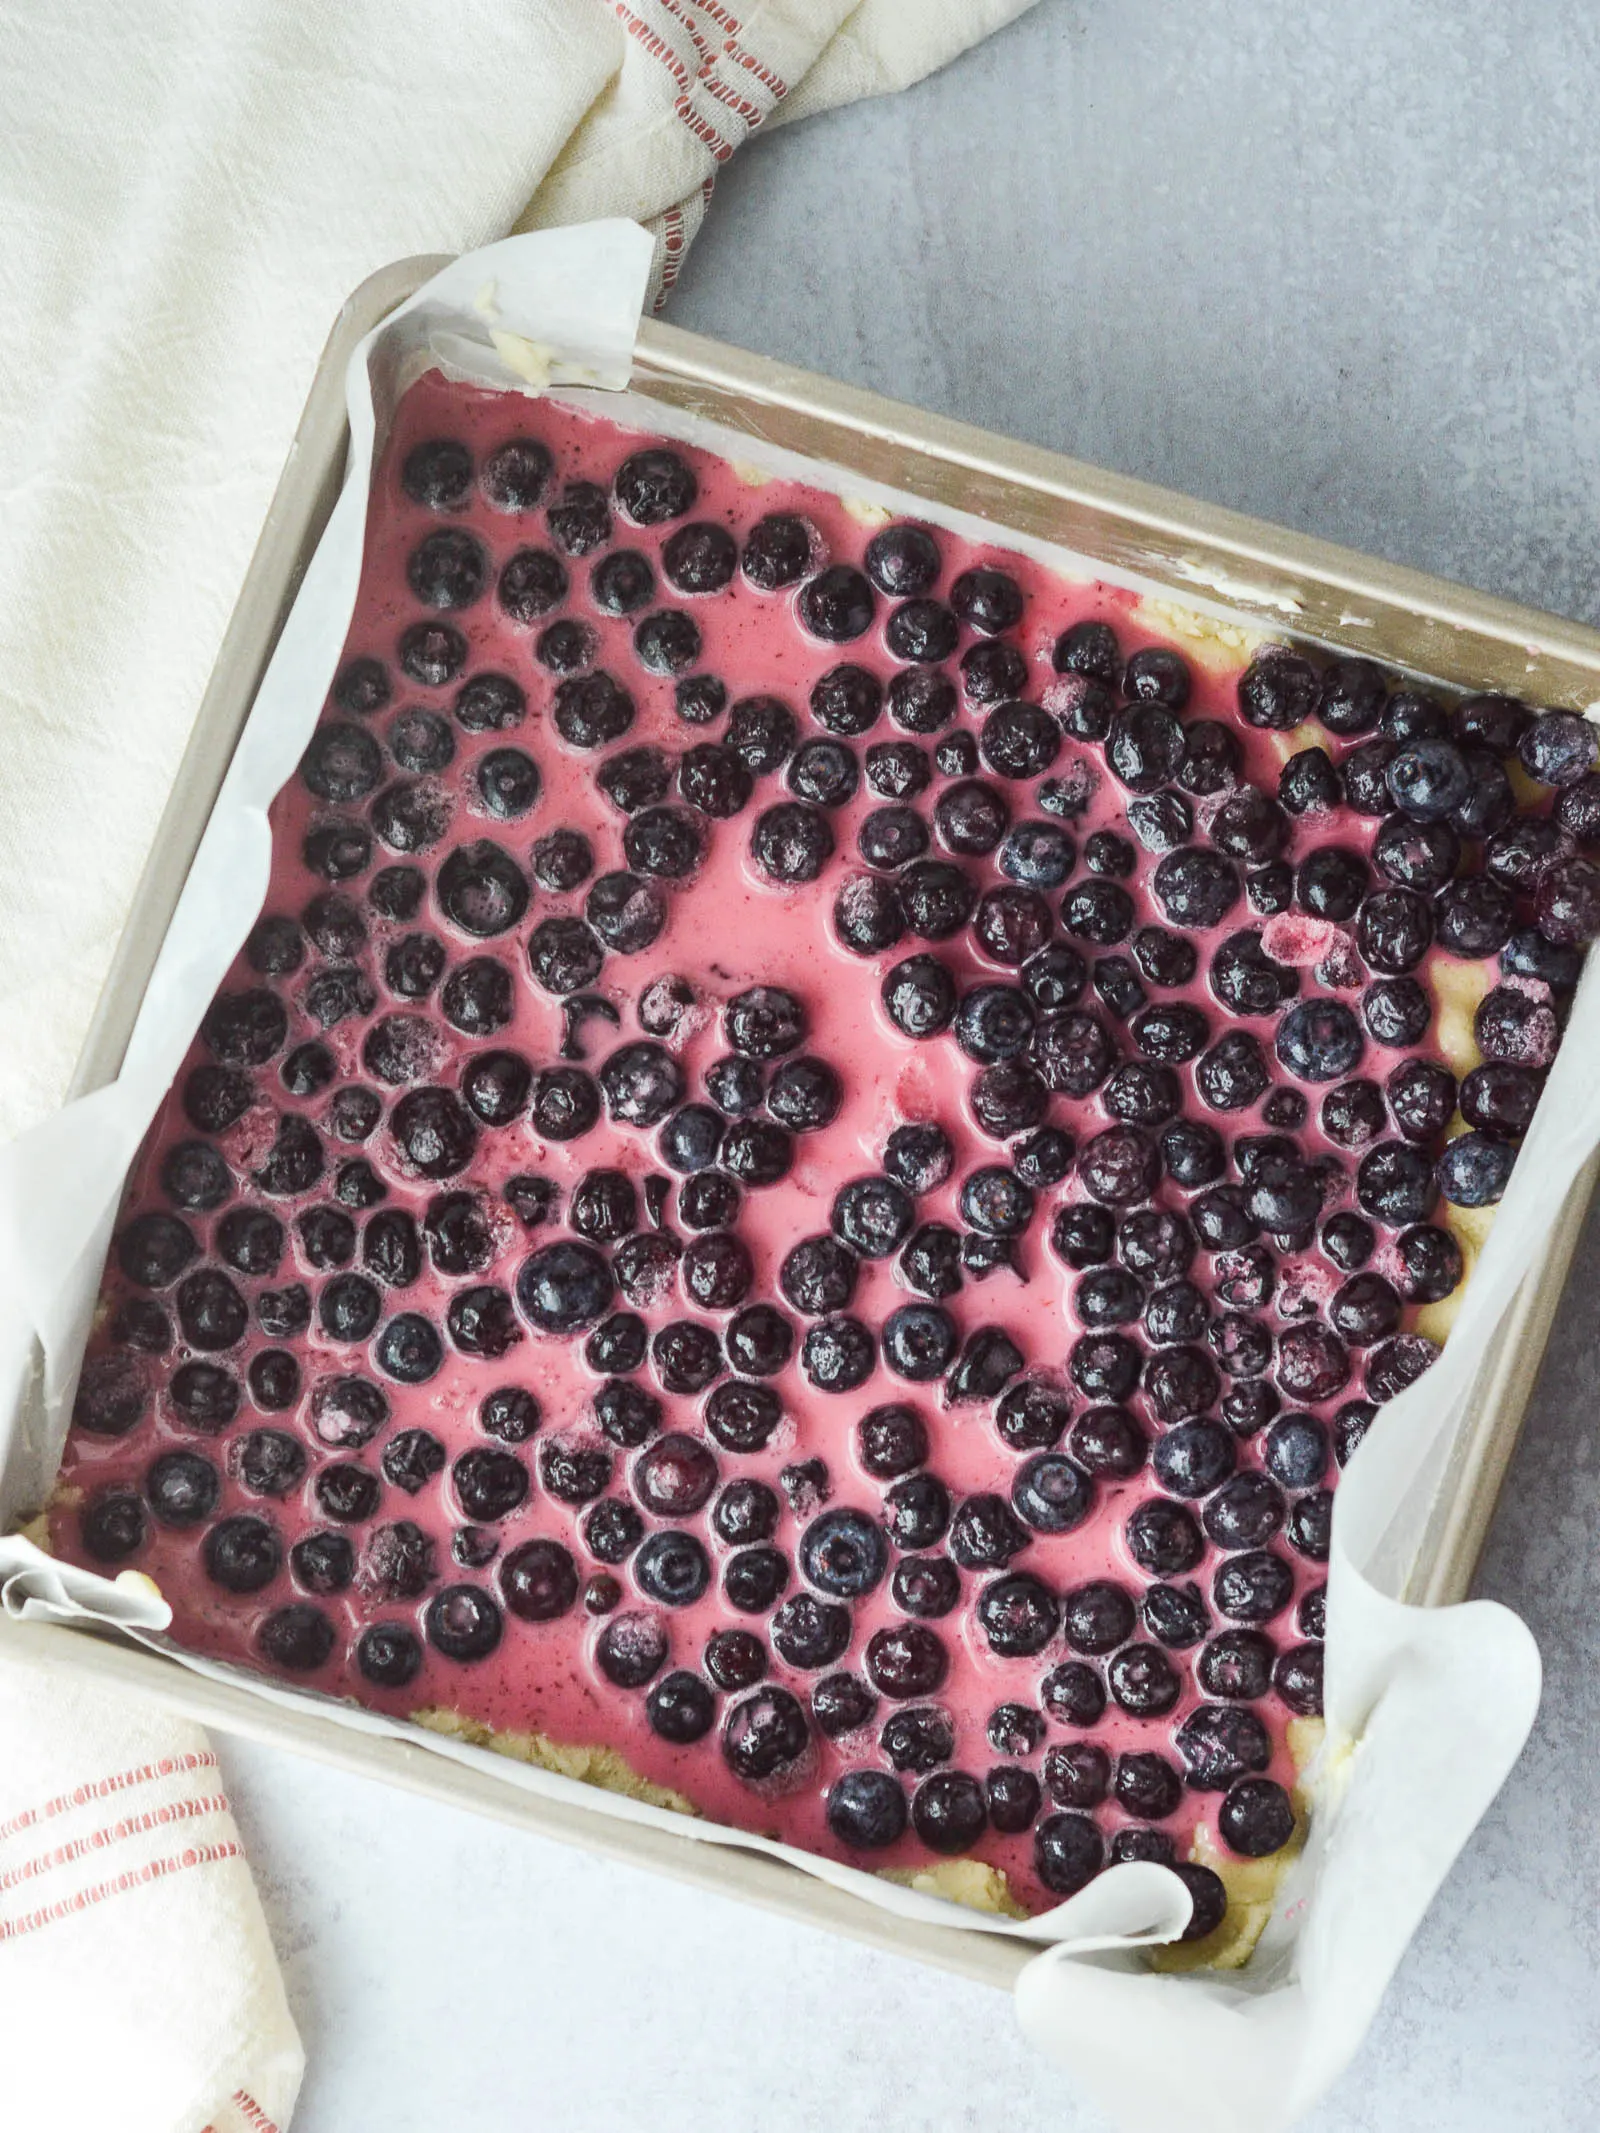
[232,2091,282,2133]
[696,0,790,99]
[0,1792,231,1892]
[611,4,737,161]
[0,1751,220,1842]
[0,1840,242,1940]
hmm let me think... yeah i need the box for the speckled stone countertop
[222,3,1600,2124]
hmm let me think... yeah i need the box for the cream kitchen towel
[0,0,1040,1147]
[0,1662,301,2133]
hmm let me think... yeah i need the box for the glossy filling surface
[50,373,1598,1925]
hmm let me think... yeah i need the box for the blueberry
[1172,1703,1271,1791]
[678,1231,751,1312]
[254,1601,336,1674]
[512,1238,612,1336]
[1119,789,1189,856]
[333,655,394,717]
[1034,1812,1106,1896]
[782,739,857,815]
[1040,1742,1111,1813]
[964,1569,1056,1658]
[826,872,902,956]
[1045,616,1117,684]
[797,564,876,642]
[388,707,456,776]
[892,1223,963,1307]
[1142,1580,1210,1649]
[797,1313,875,1392]
[862,743,930,809]
[878,1472,952,1558]
[713,1300,788,1379]
[879,953,958,1041]
[1174,720,1241,796]
[1210,931,1294,1020]
[648,1315,722,1394]
[1449,692,1527,755]
[1104,704,1184,794]
[977,703,1059,783]
[1450,747,1515,838]
[280,1529,351,1601]
[764,1590,848,1671]
[1458,1062,1539,1139]
[1008,1128,1074,1191]
[106,1296,170,1357]
[877,1295,960,1379]
[928,715,977,771]
[884,597,958,665]
[1117,644,1188,710]
[1203,1470,1288,1551]
[1274,998,1365,1084]
[1379,1062,1454,1149]
[1111,1828,1178,1867]
[945,1325,1025,1405]
[1212,1549,1296,1623]
[718,1687,813,1792]
[1148,1418,1234,1499]
[172,1266,248,1351]
[1366,1333,1441,1401]
[1125,1497,1204,1576]
[529,622,593,691]
[245,915,305,979]
[400,436,472,509]
[1558,774,1600,843]
[1150,846,1240,930]
[1212,787,1289,865]
[772,1231,856,1320]
[1114,1752,1184,1820]
[1275,1643,1325,1716]
[1218,1777,1296,1858]
[1083,827,1134,878]
[1537,854,1600,944]
[716,1117,792,1189]
[1286,1488,1333,1560]
[76,1484,148,1563]
[407,524,488,610]
[138,1445,219,1530]
[1279,747,1341,815]
[202,1514,282,1595]
[852,525,937,603]
[168,1359,242,1431]
[748,798,833,883]
[398,619,468,688]
[905,1767,985,1855]
[741,513,814,590]
[1519,711,1599,787]
[794,1508,886,1600]
[589,1377,660,1449]
[435,839,529,937]
[1379,735,1469,822]
[1065,1404,1146,1477]
[1436,1131,1517,1206]
[1047,678,1115,754]
[653,522,732,598]
[1311,656,1384,736]
[1194,1032,1269,1113]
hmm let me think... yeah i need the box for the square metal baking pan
[2,253,1595,1992]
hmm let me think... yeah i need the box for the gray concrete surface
[224,4,1600,2125]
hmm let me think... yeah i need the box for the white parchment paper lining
[0,223,1594,2133]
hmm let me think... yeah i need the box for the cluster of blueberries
[64,422,1598,1920]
